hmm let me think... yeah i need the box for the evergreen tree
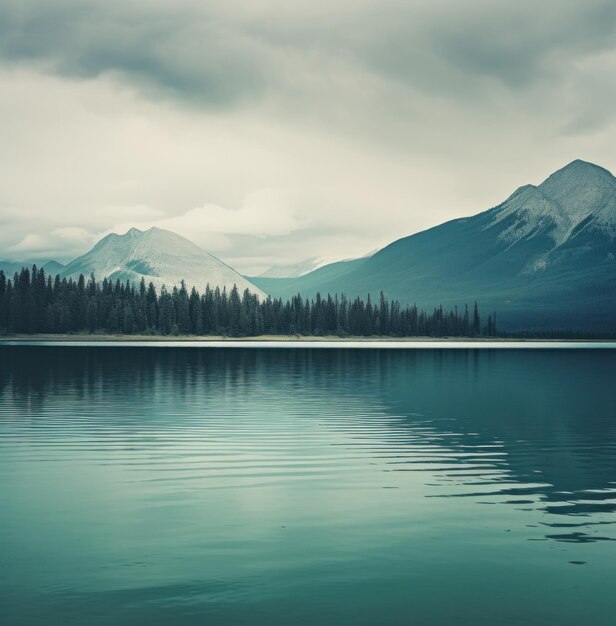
[473,301,481,337]
[0,265,502,339]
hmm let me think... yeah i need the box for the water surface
[1,347,615,625]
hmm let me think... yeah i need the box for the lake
[1,346,615,625]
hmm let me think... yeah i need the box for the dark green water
[1,347,615,625]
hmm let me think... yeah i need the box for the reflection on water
[0,347,615,625]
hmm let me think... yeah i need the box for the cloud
[0,1,270,107]
[132,189,310,240]
[10,234,47,253]
[10,227,97,258]
[109,193,309,254]
[2,1,615,112]
[0,1,615,271]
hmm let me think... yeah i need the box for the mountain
[250,160,616,331]
[256,249,377,280]
[258,257,328,278]
[0,259,65,276]
[250,256,370,297]
[41,260,66,275]
[61,227,266,297]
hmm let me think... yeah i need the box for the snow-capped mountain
[251,160,616,331]
[491,159,616,251]
[61,227,266,297]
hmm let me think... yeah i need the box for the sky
[1,0,615,274]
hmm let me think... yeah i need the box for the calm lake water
[1,346,615,625]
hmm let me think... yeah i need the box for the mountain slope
[249,256,370,296]
[0,259,65,276]
[61,227,266,297]
[254,160,616,331]
[258,257,328,278]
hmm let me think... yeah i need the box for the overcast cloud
[1,0,615,273]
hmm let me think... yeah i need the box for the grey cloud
[0,1,269,106]
[1,1,616,272]
[2,0,615,110]
[426,1,616,87]
[319,0,616,110]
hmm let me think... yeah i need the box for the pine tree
[0,265,501,339]
[473,301,481,336]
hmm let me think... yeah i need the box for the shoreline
[0,333,611,342]
[1,334,615,348]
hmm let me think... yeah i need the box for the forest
[0,266,496,337]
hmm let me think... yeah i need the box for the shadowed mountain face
[251,160,616,331]
[61,227,266,297]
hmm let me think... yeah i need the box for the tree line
[0,266,497,337]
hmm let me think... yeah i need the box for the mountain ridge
[2,159,614,331]
[0,259,65,277]
[250,159,616,330]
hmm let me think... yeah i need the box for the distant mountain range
[258,257,326,278]
[0,259,65,277]
[249,160,616,331]
[1,159,615,331]
[259,250,376,279]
